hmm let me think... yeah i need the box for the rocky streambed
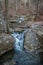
[0,49,43,65]
[0,22,43,65]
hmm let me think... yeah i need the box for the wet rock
[0,33,15,55]
[24,29,40,51]
[9,28,24,32]
[38,52,43,64]
[14,28,24,32]
[3,60,16,65]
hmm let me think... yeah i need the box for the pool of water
[0,49,43,65]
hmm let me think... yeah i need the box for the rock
[38,52,43,64]
[0,33,15,55]
[14,28,24,32]
[31,23,43,40]
[24,29,40,51]
[31,22,43,35]
[9,28,24,32]
[3,60,16,65]
[31,23,43,53]
[37,33,43,53]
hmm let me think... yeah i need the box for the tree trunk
[34,0,40,20]
[5,0,9,33]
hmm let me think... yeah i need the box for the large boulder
[30,23,43,52]
[0,33,15,55]
[24,29,40,51]
[31,22,43,34]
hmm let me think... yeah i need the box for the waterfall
[11,29,28,51]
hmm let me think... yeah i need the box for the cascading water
[0,29,42,65]
[11,29,28,51]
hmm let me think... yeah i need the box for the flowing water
[0,29,43,65]
[11,29,28,51]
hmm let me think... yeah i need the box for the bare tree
[0,0,7,33]
[5,0,9,33]
[34,0,40,20]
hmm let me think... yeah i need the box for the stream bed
[0,29,43,65]
[0,49,43,65]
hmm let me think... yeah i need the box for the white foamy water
[11,29,28,51]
